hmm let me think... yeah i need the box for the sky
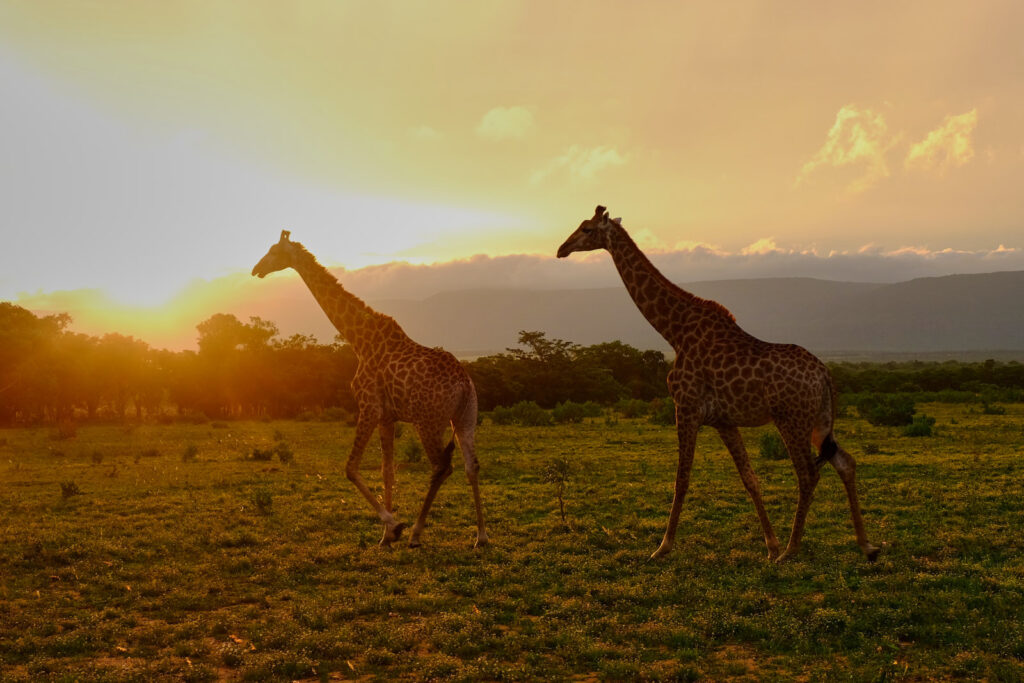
[1,1,1022,348]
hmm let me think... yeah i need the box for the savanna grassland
[2,405,1024,682]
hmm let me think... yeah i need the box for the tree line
[2,301,1023,425]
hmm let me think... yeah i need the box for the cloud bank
[15,241,1024,351]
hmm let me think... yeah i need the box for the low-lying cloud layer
[16,242,1024,351]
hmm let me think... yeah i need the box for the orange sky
[1,1,1022,346]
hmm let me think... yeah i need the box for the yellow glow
[0,0,1021,340]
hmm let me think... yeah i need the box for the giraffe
[252,231,488,549]
[557,206,879,563]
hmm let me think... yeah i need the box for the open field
[2,405,1024,681]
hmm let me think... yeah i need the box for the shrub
[274,442,294,464]
[552,400,602,424]
[320,407,351,422]
[542,456,574,526]
[863,442,881,455]
[759,431,788,460]
[903,414,936,437]
[251,447,275,462]
[614,398,650,418]
[981,401,1006,416]
[60,481,81,499]
[252,490,273,515]
[402,438,424,464]
[492,401,552,426]
[857,395,916,426]
[90,450,104,465]
[182,444,199,463]
[52,421,77,441]
[648,398,676,426]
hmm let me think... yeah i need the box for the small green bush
[542,456,574,525]
[759,431,788,460]
[903,414,936,437]
[51,421,77,441]
[857,395,916,426]
[320,407,350,422]
[648,398,676,426]
[182,444,199,463]
[402,438,424,464]
[252,490,273,515]
[60,481,81,499]
[981,401,1006,415]
[251,447,275,462]
[552,400,602,424]
[614,398,650,418]
[274,442,294,464]
[492,401,553,426]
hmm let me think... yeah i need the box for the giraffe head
[252,230,300,278]
[556,205,621,258]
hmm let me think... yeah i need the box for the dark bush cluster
[491,401,553,426]
[856,395,917,426]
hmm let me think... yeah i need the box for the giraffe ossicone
[557,205,880,563]
[252,234,488,549]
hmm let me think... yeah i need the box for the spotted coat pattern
[557,207,878,562]
[253,232,487,548]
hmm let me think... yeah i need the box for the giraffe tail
[815,432,839,468]
[814,372,840,469]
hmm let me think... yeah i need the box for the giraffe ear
[612,217,622,225]
[279,230,291,243]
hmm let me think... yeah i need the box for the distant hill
[363,271,1024,358]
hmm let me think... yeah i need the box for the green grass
[1,404,1023,681]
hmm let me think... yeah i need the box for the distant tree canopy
[3,302,1024,425]
[465,331,670,410]
[0,304,357,424]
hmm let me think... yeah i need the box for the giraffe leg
[829,445,881,561]
[378,420,398,546]
[776,424,819,563]
[717,426,781,561]
[345,408,406,545]
[454,419,488,548]
[650,409,699,560]
[408,426,454,548]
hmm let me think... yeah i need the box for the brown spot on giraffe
[252,230,487,549]
[557,206,879,563]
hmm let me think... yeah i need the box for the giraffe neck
[604,225,713,350]
[289,248,395,355]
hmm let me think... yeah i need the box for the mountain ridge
[363,271,1024,357]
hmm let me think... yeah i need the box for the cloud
[740,237,780,256]
[529,145,627,185]
[797,105,897,194]
[475,106,535,141]
[905,109,978,173]
[408,124,442,141]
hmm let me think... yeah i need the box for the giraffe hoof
[408,538,422,549]
[380,522,407,546]
[767,548,780,562]
[647,544,672,562]
[473,537,489,549]
[864,544,881,562]
[775,549,798,564]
